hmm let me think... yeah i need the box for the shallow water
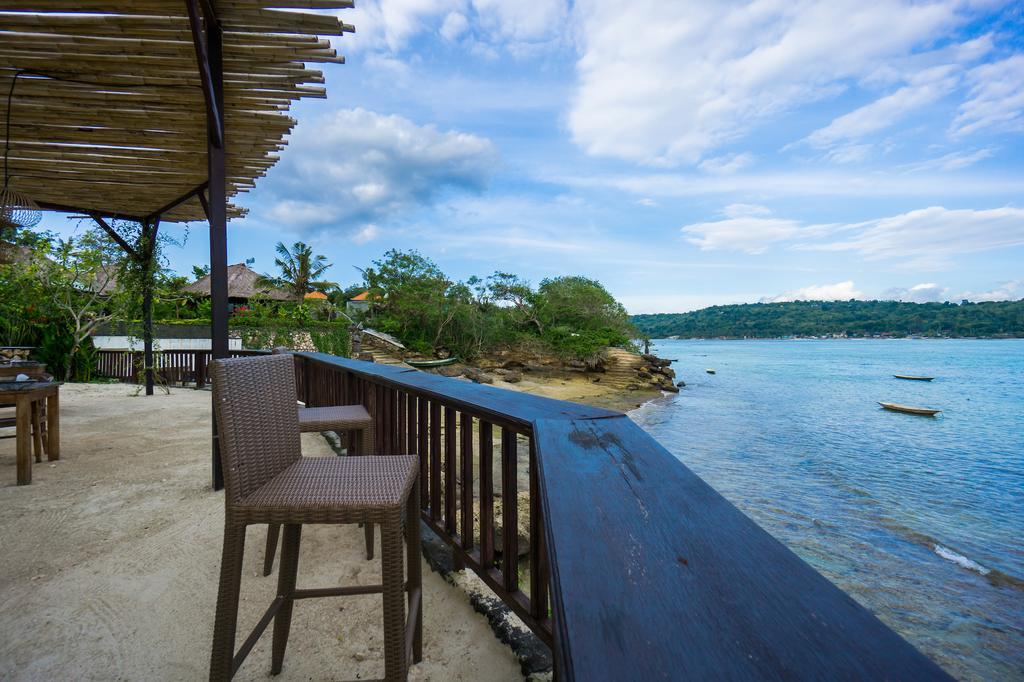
[630,339,1024,680]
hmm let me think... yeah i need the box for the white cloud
[253,108,498,231]
[804,65,961,151]
[352,224,381,244]
[951,55,1024,136]
[698,152,755,175]
[723,203,772,218]
[766,281,865,302]
[568,0,970,165]
[824,144,875,165]
[900,148,994,172]
[344,0,463,53]
[440,11,469,41]
[958,280,1022,302]
[342,0,567,54]
[470,0,567,43]
[677,203,1024,271]
[883,282,950,302]
[682,205,802,254]
[619,292,764,314]
[807,206,1024,262]
[557,169,1024,199]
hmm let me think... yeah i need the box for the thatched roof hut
[182,263,294,302]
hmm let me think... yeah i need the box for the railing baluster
[429,401,441,521]
[501,427,518,593]
[444,406,457,536]
[397,390,407,453]
[460,411,474,555]
[417,396,428,509]
[479,421,495,568]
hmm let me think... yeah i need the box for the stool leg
[263,524,281,576]
[210,522,247,681]
[381,514,407,681]
[272,524,302,675]
[406,478,423,663]
[364,522,375,560]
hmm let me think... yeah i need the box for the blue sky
[41,0,1024,312]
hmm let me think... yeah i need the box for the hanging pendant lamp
[1,71,41,234]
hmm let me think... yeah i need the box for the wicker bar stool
[264,349,379,575]
[209,354,422,681]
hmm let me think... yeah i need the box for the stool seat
[298,404,372,434]
[239,455,417,521]
[264,403,378,576]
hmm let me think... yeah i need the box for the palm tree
[257,241,338,300]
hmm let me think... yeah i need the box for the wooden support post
[142,219,160,396]
[205,9,228,490]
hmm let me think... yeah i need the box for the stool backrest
[211,354,301,505]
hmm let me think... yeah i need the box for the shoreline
[650,335,1023,341]
[474,368,665,413]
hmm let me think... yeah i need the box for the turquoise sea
[630,339,1023,680]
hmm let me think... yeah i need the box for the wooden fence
[95,349,264,387]
[291,352,951,681]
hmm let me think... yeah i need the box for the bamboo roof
[182,261,294,300]
[0,1,354,222]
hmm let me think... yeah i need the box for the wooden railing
[95,349,263,386]
[294,352,951,681]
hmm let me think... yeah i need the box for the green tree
[486,272,544,333]
[362,249,451,352]
[39,230,130,379]
[360,251,636,360]
[535,276,636,359]
[258,241,338,300]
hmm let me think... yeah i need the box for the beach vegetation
[359,249,636,360]
[256,241,338,300]
[632,299,1024,339]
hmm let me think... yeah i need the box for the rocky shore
[420,346,680,412]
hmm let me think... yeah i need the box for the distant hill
[631,299,1024,339]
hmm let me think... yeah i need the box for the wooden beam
[144,180,209,222]
[89,213,141,261]
[184,0,224,149]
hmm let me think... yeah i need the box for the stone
[503,371,522,384]
[464,369,494,384]
[676,380,686,387]
[642,353,672,367]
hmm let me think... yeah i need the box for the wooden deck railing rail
[294,352,951,681]
[95,349,264,386]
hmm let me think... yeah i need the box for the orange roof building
[304,291,328,301]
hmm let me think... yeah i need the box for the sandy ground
[0,383,523,681]
[495,373,656,413]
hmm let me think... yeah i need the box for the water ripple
[631,339,1024,681]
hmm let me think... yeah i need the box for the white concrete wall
[92,336,243,351]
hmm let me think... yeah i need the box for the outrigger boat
[706,369,716,374]
[893,375,934,381]
[406,357,459,369]
[878,402,941,416]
